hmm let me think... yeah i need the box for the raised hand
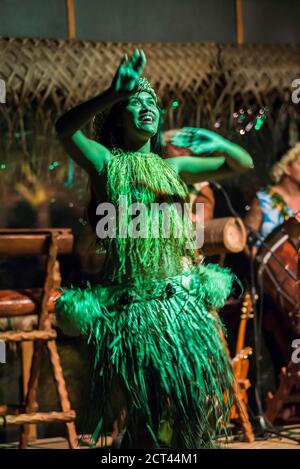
[110,49,147,100]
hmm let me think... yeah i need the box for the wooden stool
[0,229,77,448]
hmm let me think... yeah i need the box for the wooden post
[47,340,78,448]
[66,0,76,39]
[21,341,37,442]
[235,0,244,45]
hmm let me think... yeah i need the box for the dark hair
[93,99,163,154]
[87,99,164,231]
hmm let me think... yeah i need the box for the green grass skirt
[55,262,237,448]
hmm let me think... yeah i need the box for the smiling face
[119,91,160,145]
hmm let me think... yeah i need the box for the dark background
[0,0,300,44]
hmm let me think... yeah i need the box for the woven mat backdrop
[0,37,300,190]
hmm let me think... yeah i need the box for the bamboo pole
[66,0,76,39]
[235,0,244,45]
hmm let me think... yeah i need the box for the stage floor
[223,437,300,449]
[1,430,300,449]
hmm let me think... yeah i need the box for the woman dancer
[55,50,253,448]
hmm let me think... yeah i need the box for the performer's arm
[166,128,253,184]
[167,155,231,183]
[244,196,263,233]
[55,50,146,175]
[55,89,119,174]
[243,196,263,256]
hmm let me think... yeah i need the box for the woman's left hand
[110,49,147,100]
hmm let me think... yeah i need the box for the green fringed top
[99,149,197,288]
[55,149,237,448]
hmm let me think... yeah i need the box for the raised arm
[166,128,254,184]
[55,89,118,174]
[55,50,146,176]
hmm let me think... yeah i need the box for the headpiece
[271,142,300,183]
[137,77,157,102]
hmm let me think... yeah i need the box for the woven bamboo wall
[0,36,300,188]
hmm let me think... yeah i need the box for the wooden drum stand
[0,229,77,448]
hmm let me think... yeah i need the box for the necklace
[266,185,293,220]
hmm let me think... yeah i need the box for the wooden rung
[0,330,57,342]
[0,410,76,426]
[0,229,73,257]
